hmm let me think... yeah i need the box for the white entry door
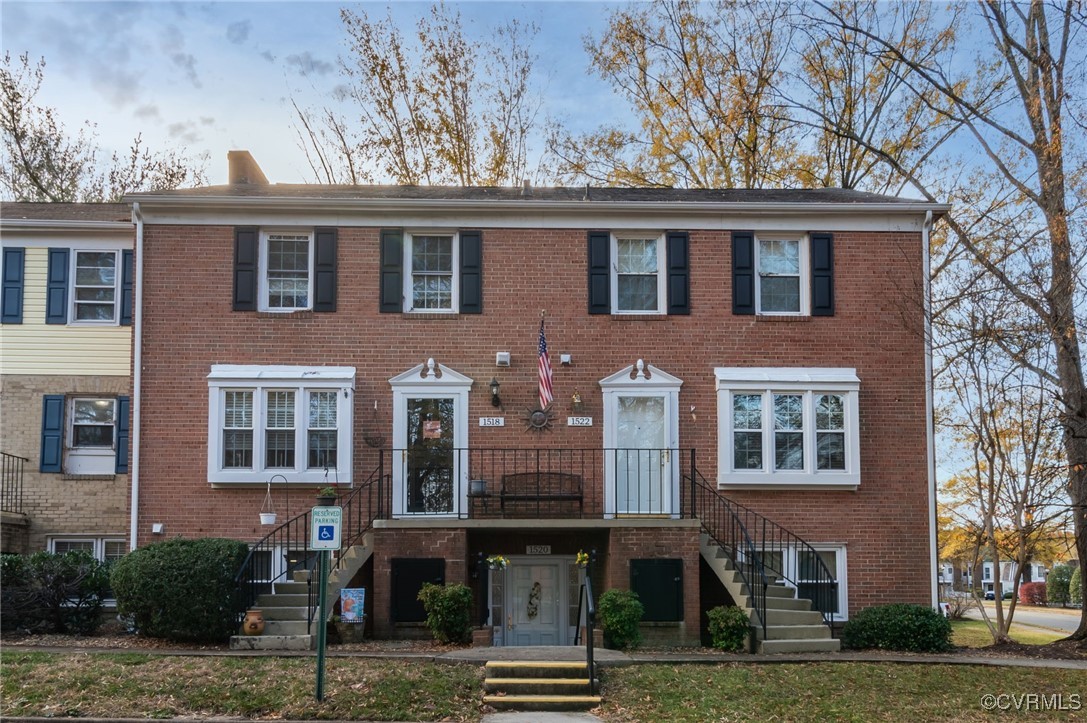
[507,562,563,645]
[616,395,670,514]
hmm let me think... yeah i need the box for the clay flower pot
[242,608,265,636]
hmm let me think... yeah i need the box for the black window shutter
[459,230,483,314]
[120,249,134,325]
[810,232,834,316]
[2,246,25,324]
[46,248,69,324]
[666,231,690,315]
[314,227,337,312]
[731,231,755,315]
[40,395,65,473]
[233,228,259,311]
[588,231,610,314]
[115,395,131,474]
[379,229,404,313]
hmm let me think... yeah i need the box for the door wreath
[527,582,542,619]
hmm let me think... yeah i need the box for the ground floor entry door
[506,561,564,645]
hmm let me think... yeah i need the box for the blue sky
[2,1,620,184]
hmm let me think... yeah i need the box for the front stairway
[700,533,840,654]
[483,660,600,712]
[230,533,373,651]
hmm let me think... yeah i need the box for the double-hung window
[717,368,860,489]
[207,365,355,484]
[612,234,666,313]
[756,236,808,315]
[405,233,458,312]
[262,231,313,311]
[72,251,119,323]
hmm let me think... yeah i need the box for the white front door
[507,561,564,645]
[616,395,670,514]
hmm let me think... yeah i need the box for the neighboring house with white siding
[0,203,132,563]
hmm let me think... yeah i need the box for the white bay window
[207,366,354,484]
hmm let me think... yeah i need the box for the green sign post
[309,505,342,702]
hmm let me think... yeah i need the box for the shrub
[1070,567,1083,606]
[110,538,249,643]
[597,589,643,650]
[417,582,474,644]
[0,551,110,634]
[1047,563,1074,607]
[939,593,973,621]
[841,603,952,653]
[706,605,750,652]
[1018,581,1047,606]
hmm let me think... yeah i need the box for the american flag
[537,318,554,408]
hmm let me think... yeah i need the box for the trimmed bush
[1018,581,1047,606]
[110,538,249,643]
[1070,567,1082,606]
[841,603,952,653]
[0,551,110,634]
[1047,563,1074,607]
[706,605,749,652]
[597,589,644,650]
[417,582,474,644]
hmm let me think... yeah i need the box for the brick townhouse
[121,151,946,650]
[1,203,133,564]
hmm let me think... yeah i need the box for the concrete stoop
[483,661,601,712]
[229,535,373,652]
[699,533,841,655]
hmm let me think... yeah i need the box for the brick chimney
[227,150,269,185]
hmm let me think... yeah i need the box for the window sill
[402,312,463,320]
[209,472,352,486]
[62,473,117,481]
[610,314,669,321]
[718,475,858,491]
[755,315,811,323]
[255,309,315,318]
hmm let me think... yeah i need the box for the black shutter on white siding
[46,248,69,324]
[115,396,130,474]
[459,230,482,314]
[666,231,690,315]
[233,228,259,311]
[2,247,25,324]
[120,249,134,325]
[587,231,610,314]
[731,231,755,315]
[40,395,65,473]
[379,229,403,313]
[314,227,337,312]
[810,232,834,316]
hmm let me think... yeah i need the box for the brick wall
[370,527,467,639]
[0,374,130,551]
[136,223,931,616]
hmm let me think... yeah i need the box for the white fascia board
[208,364,356,382]
[2,231,133,248]
[0,219,133,232]
[715,367,859,385]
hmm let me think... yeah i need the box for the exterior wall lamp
[489,377,502,407]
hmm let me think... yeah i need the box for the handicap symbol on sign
[318,525,335,541]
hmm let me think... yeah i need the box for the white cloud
[227,20,251,45]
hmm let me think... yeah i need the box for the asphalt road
[965,603,1082,633]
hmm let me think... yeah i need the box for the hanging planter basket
[259,482,277,525]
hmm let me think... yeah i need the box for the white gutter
[129,202,144,551]
[923,209,939,609]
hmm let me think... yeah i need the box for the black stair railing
[686,465,839,637]
[1,451,27,514]
[575,549,598,695]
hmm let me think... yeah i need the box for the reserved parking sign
[310,506,342,550]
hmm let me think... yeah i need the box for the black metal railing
[573,550,598,695]
[687,460,839,638]
[1,452,27,514]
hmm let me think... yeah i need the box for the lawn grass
[952,619,1066,647]
[3,652,1084,721]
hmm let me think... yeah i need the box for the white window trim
[783,543,849,621]
[259,229,314,312]
[403,231,460,313]
[66,397,117,475]
[716,368,860,490]
[69,249,120,325]
[49,537,127,562]
[207,365,355,485]
[389,359,472,517]
[755,233,809,316]
[610,232,666,315]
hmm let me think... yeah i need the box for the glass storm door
[507,561,563,645]
[616,395,670,514]
[406,397,455,514]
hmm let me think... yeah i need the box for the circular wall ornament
[523,406,554,432]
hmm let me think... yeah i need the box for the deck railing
[1,452,27,514]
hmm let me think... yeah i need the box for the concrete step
[484,678,594,696]
[273,581,310,595]
[758,637,841,654]
[757,624,834,641]
[257,593,309,608]
[261,606,309,621]
[230,634,314,651]
[482,695,601,712]
[764,596,814,611]
[763,608,824,625]
[484,661,589,679]
[263,619,312,636]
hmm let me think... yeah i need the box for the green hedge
[706,605,749,652]
[598,589,644,650]
[1070,566,1082,606]
[1046,563,1074,606]
[0,551,110,634]
[841,603,952,653]
[417,582,474,644]
[110,538,249,643]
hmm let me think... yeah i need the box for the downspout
[129,202,144,550]
[922,209,938,608]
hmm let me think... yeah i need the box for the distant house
[0,203,133,566]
